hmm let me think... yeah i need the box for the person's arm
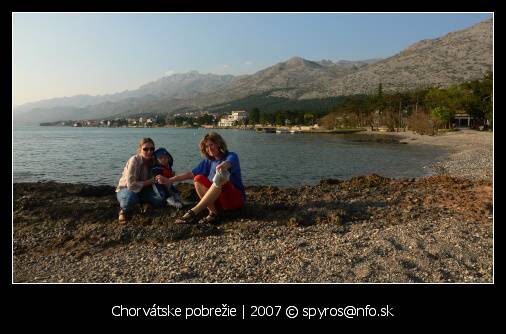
[217,153,238,173]
[140,178,155,187]
[126,157,153,191]
[171,171,194,182]
[216,161,232,173]
[156,171,193,184]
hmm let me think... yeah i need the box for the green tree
[424,88,450,110]
[259,113,268,125]
[155,116,166,127]
[376,82,385,111]
[249,108,260,125]
[303,113,314,125]
[431,106,455,129]
[460,72,492,123]
[196,114,215,126]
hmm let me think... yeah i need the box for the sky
[12,12,493,106]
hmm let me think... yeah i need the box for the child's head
[153,148,173,167]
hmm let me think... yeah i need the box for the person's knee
[194,174,208,185]
[194,175,211,197]
[118,190,139,212]
[139,188,164,208]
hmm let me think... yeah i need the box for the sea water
[13,125,446,187]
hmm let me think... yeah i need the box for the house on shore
[453,112,473,128]
[218,110,248,127]
[452,111,490,129]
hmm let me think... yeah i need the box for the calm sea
[13,125,446,187]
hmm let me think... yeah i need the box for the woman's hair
[136,137,155,154]
[199,132,228,159]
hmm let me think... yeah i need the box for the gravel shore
[13,130,493,283]
[362,129,493,181]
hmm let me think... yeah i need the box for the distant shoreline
[360,129,493,181]
[37,123,367,134]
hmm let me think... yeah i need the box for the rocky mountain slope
[304,18,493,98]
[191,57,374,107]
[14,72,237,122]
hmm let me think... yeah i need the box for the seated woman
[156,132,245,224]
[116,137,166,223]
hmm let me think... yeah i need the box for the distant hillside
[13,72,237,123]
[304,18,493,98]
[134,71,236,99]
[191,57,373,107]
[204,91,345,115]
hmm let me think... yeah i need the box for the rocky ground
[13,175,492,283]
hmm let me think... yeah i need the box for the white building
[218,110,248,127]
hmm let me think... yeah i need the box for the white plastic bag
[212,169,230,187]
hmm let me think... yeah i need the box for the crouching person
[152,147,183,209]
[116,138,166,223]
[155,132,245,224]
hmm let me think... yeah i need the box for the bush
[431,106,455,129]
[408,111,436,135]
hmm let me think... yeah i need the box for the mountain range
[14,18,492,124]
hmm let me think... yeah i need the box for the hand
[155,175,170,184]
[216,161,229,174]
[144,178,155,187]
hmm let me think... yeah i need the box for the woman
[156,132,245,224]
[116,137,166,223]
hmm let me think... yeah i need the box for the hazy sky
[12,12,492,106]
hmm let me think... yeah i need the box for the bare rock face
[198,18,492,104]
[195,56,369,105]
[312,18,493,98]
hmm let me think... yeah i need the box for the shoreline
[360,129,492,181]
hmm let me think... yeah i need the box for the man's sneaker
[167,196,183,210]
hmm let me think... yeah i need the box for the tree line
[317,72,492,133]
[247,108,317,126]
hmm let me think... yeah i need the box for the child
[152,147,183,209]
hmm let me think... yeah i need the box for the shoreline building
[218,110,248,127]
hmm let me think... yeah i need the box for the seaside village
[41,106,484,134]
[43,110,326,133]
